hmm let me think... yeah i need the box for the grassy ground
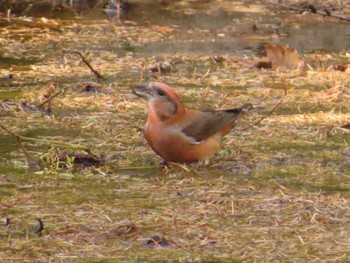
[1,1,350,262]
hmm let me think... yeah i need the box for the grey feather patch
[181,104,251,142]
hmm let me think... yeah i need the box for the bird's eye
[156,89,166,96]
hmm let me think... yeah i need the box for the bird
[132,82,252,163]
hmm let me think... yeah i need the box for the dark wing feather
[182,104,252,142]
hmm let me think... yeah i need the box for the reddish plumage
[133,82,251,163]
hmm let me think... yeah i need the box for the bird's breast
[144,121,221,162]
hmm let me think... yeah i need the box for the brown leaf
[306,4,317,14]
[334,65,348,72]
[341,123,350,130]
[265,45,304,68]
[255,61,272,69]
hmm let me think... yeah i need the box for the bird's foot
[159,160,168,166]
[197,159,210,166]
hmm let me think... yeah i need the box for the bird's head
[132,82,184,121]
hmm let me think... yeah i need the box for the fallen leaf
[334,65,348,72]
[306,4,317,14]
[341,123,350,130]
[255,61,272,69]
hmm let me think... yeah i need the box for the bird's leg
[197,159,210,166]
[159,160,168,166]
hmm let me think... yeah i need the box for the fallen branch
[73,51,105,81]
[0,124,90,152]
[268,1,350,23]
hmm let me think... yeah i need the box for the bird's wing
[181,104,252,142]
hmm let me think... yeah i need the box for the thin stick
[16,137,42,168]
[231,195,235,216]
[241,87,288,131]
[200,68,211,81]
[0,124,90,152]
[37,90,63,108]
[73,51,105,80]
[268,1,350,23]
[17,137,36,162]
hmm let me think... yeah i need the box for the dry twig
[241,86,288,131]
[38,90,63,108]
[73,51,105,81]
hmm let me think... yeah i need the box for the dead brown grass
[1,1,350,262]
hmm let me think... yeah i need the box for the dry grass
[1,1,350,262]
